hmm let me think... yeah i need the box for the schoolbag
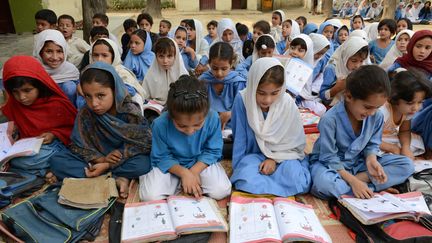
[0,172,45,208]
[1,185,114,243]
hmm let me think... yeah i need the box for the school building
[175,0,304,11]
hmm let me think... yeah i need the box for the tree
[322,0,333,18]
[82,0,107,43]
[381,0,397,20]
[143,0,162,18]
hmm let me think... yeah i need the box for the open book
[339,191,432,227]
[300,109,320,134]
[229,196,332,243]
[0,122,43,168]
[143,100,164,116]
[284,57,313,96]
[121,196,228,243]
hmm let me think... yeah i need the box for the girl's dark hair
[175,26,187,36]
[259,65,284,87]
[338,25,349,34]
[296,16,307,25]
[282,19,292,26]
[253,20,271,34]
[5,76,53,98]
[137,13,153,26]
[131,29,147,43]
[167,75,209,118]
[397,18,413,30]
[236,23,249,36]
[378,19,397,35]
[290,37,307,51]
[80,68,115,92]
[209,42,234,64]
[256,35,276,51]
[352,15,364,24]
[352,45,369,59]
[390,69,432,104]
[207,20,217,28]
[273,11,283,23]
[123,19,137,31]
[346,65,390,100]
[185,19,195,30]
[154,37,176,55]
[93,39,115,60]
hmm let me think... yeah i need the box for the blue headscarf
[303,23,318,35]
[318,21,334,35]
[70,62,151,165]
[123,30,155,82]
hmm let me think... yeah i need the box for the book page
[0,122,13,162]
[273,198,332,243]
[121,200,176,242]
[229,197,281,243]
[167,196,227,234]
[387,192,431,214]
[341,194,411,214]
[413,160,432,173]
[300,110,320,126]
[284,58,313,96]
[143,100,164,113]
[3,137,43,162]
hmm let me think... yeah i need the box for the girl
[214,18,244,64]
[295,16,307,33]
[124,29,155,82]
[270,10,285,42]
[380,70,431,158]
[350,15,365,31]
[369,19,396,64]
[310,65,414,199]
[34,29,80,105]
[2,56,76,177]
[287,34,314,65]
[200,42,246,130]
[243,20,271,59]
[419,1,432,22]
[48,62,152,198]
[365,1,381,20]
[380,29,414,71]
[320,36,369,107]
[237,34,278,79]
[172,26,198,72]
[333,25,349,50]
[139,75,232,201]
[276,19,300,54]
[390,30,432,79]
[185,19,210,76]
[396,18,413,34]
[338,1,352,18]
[142,37,188,105]
[318,20,336,56]
[230,57,311,197]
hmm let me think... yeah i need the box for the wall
[175,0,199,11]
[42,0,82,20]
[216,0,231,11]
[273,0,303,9]
[8,0,42,33]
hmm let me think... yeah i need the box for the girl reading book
[2,56,76,177]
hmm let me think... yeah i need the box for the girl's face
[352,18,363,30]
[186,25,196,41]
[256,82,283,112]
[345,92,387,121]
[322,25,334,40]
[210,58,231,81]
[378,25,392,39]
[11,82,39,106]
[346,54,366,71]
[222,29,234,43]
[129,34,145,55]
[396,33,410,53]
[289,45,306,59]
[397,20,408,33]
[395,91,425,116]
[282,22,292,37]
[82,81,115,116]
[412,37,432,61]
[271,13,282,26]
[258,48,274,58]
[296,19,304,31]
[338,29,349,43]
[207,25,217,37]
[92,44,114,64]
[139,19,152,32]
[314,46,329,60]
[172,112,206,136]
[40,42,64,69]
[156,50,175,70]
[252,27,264,43]
[175,30,187,49]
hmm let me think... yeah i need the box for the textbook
[143,100,164,115]
[0,122,43,168]
[121,196,228,243]
[229,196,332,243]
[284,57,313,96]
[339,191,432,227]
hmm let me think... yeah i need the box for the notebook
[284,57,313,96]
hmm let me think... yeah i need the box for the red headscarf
[395,29,432,75]
[1,56,77,145]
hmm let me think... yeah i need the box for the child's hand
[85,162,110,177]
[194,64,208,76]
[76,84,84,96]
[219,111,231,131]
[350,178,374,199]
[181,169,202,199]
[401,146,414,160]
[105,150,122,164]
[38,132,55,144]
[388,144,401,155]
[259,159,276,175]
[366,159,387,184]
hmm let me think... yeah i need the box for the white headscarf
[380,29,415,71]
[190,19,210,63]
[240,57,305,162]
[350,29,369,42]
[89,38,146,99]
[34,29,79,84]
[289,19,301,41]
[291,34,314,65]
[309,33,330,56]
[142,37,188,105]
[252,34,279,62]
[214,18,244,62]
[271,10,286,42]
[364,22,379,41]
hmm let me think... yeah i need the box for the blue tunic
[276,40,286,55]
[319,63,337,104]
[151,110,223,173]
[230,95,311,197]
[412,102,432,150]
[309,101,414,199]
[369,39,395,65]
[235,56,253,80]
[181,51,199,71]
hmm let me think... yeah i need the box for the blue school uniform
[319,63,337,104]
[276,40,287,54]
[181,51,199,71]
[412,103,432,150]
[151,110,223,173]
[230,95,311,197]
[123,31,155,81]
[235,56,253,80]
[369,39,395,64]
[309,101,414,199]
[204,34,213,45]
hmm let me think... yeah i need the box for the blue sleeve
[235,57,252,80]
[316,114,344,170]
[199,55,209,65]
[387,62,401,73]
[151,117,180,173]
[197,111,223,165]
[363,112,384,157]
[312,57,327,81]
[231,95,248,167]
[188,53,199,69]
[276,41,285,54]
[319,65,337,103]
[125,84,137,96]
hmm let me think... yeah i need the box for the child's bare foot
[116,177,130,199]
[45,172,58,184]
[423,149,432,160]
[383,187,400,194]
[355,172,371,183]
